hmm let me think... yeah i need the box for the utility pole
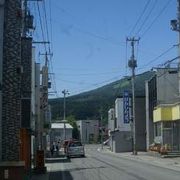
[100,114,103,149]
[171,0,180,97]
[127,37,140,155]
[41,52,49,149]
[62,89,69,140]
[62,89,70,120]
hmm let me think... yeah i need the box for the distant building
[108,108,115,132]
[76,120,99,144]
[115,97,131,132]
[110,93,146,153]
[50,122,73,143]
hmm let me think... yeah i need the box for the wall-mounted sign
[123,90,130,124]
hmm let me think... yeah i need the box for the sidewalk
[100,147,180,172]
[30,150,66,180]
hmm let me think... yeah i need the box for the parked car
[66,141,85,158]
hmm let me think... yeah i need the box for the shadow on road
[49,170,73,180]
[46,157,71,163]
[68,166,106,172]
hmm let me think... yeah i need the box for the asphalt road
[47,145,180,180]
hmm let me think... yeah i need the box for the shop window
[163,122,172,129]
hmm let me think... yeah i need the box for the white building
[108,108,115,132]
[76,120,99,144]
[115,97,131,132]
[50,122,73,143]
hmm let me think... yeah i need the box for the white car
[66,141,85,158]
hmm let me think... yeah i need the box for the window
[69,142,82,147]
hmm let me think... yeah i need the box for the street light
[62,89,70,140]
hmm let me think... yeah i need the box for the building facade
[1,0,22,161]
[110,95,146,153]
[146,68,179,150]
[0,0,5,162]
[50,123,73,143]
[108,108,115,132]
[76,120,99,144]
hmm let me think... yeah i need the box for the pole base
[132,151,138,155]
[33,166,47,174]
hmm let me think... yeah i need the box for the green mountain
[49,71,155,123]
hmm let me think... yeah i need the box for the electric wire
[135,0,158,36]
[36,1,47,52]
[52,6,125,46]
[49,0,54,52]
[137,45,175,70]
[55,70,121,76]
[48,0,58,97]
[140,0,172,38]
[129,0,152,36]
[42,0,50,52]
[43,0,58,97]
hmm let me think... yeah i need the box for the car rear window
[69,142,82,147]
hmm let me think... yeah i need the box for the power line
[135,0,158,36]
[155,56,179,69]
[55,70,121,76]
[42,0,50,52]
[137,45,175,70]
[72,24,124,46]
[56,74,123,94]
[52,7,125,46]
[129,0,152,36]
[49,0,54,52]
[141,0,172,38]
[35,1,57,97]
[36,1,47,52]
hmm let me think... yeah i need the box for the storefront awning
[153,104,180,122]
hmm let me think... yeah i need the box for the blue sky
[32,0,178,97]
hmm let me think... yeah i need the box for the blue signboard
[123,90,130,124]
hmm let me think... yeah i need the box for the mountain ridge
[49,71,155,123]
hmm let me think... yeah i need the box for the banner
[123,90,130,124]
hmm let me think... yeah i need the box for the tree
[66,115,80,140]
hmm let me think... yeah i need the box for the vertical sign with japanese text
[123,90,130,124]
